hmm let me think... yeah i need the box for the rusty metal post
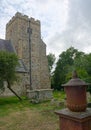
[62,70,88,112]
[55,71,91,130]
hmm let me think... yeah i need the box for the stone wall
[0,73,27,96]
[5,12,51,93]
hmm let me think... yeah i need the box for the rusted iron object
[62,71,88,112]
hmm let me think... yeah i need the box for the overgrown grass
[0,91,65,114]
[0,91,65,130]
[0,90,90,130]
[53,90,66,100]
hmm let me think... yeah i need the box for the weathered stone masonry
[5,12,51,95]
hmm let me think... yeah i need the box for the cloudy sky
[0,0,91,57]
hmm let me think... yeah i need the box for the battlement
[15,12,28,19]
[30,17,40,25]
[6,12,40,28]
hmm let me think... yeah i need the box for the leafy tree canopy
[52,47,91,91]
[0,51,19,84]
[47,53,56,74]
[0,51,22,100]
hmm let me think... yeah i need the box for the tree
[53,47,85,90]
[47,53,56,74]
[76,53,91,94]
[52,46,91,93]
[82,53,91,75]
[0,51,22,100]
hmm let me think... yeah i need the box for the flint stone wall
[3,12,51,96]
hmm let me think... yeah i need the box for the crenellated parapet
[6,12,40,29]
[29,17,40,25]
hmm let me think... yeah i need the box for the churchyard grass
[0,91,91,130]
[0,91,65,130]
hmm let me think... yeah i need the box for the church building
[0,12,52,100]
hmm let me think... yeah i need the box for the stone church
[0,12,52,100]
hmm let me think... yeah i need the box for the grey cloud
[1,0,91,57]
[50,0,91,56]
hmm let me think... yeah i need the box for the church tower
[6,12,51,92]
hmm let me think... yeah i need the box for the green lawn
[0,91,65,130]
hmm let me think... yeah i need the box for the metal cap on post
[63,70,88,87]
[62,70,88,112]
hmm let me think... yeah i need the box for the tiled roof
[16,59,28,73]
[0,39,15,52]
[0,39,28,73]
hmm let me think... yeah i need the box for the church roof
[0,39,28,73]
[0,39,15,52]
[16,59,28,73]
